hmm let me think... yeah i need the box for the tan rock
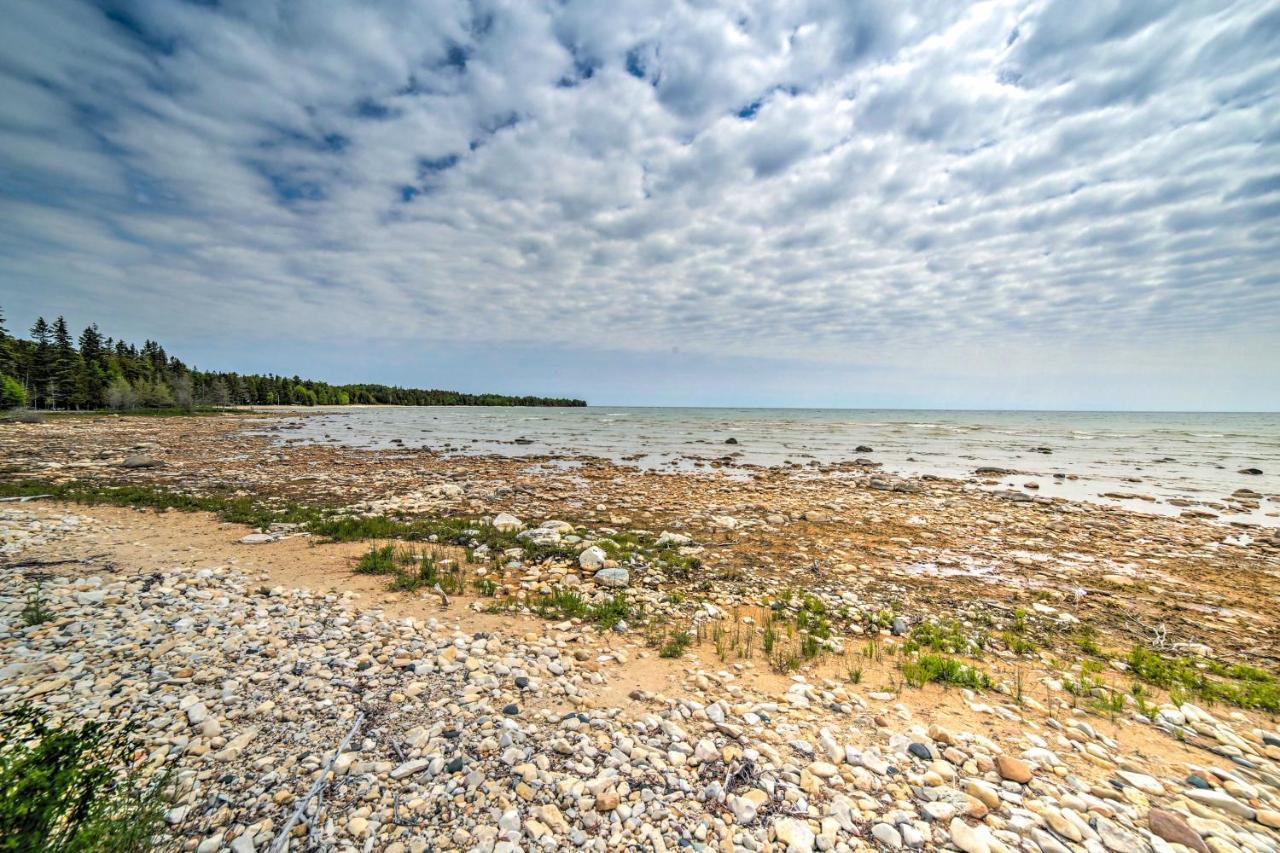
[995,755,1033,783]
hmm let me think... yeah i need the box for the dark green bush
[0,706,170,852]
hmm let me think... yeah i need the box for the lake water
[263,407,1280,527]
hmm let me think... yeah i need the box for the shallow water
[260,407,1280,527]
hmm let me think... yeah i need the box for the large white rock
[774,818,816,852]
[950,818,991,853]
[492,512,523,532]
[578,545,607,570]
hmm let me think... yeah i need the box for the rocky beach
[2,410,1279,853]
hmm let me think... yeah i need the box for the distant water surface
[261,407,1280,527]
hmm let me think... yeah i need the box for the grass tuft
[900,654,992,690]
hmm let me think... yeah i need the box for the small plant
[22,583,53,627]
[1074,624,1103,657]
[531,588,589,620]
[904,620,984,656]
[848,666,863,685]
[900,654,992,690]
[0,706,171,852]
[659,632,692,658]
[471,578,498,596]
[355,544,397,575]
[1127,646,1280,712]
[1002,631,1036,655]
[771,650,801,674]
[588,593,631,629]
[1091,688,1126,717]
[762,622,777,655]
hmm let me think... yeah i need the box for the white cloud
[0,0,1277,407]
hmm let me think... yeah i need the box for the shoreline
[3,412,1280,852]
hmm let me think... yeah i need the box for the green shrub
[0,375,26,410]
[659,632,692,658]
[0,706,171,852]
[1127,647,1279,712]
[900,654,992,690]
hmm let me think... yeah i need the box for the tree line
[0,307,585,411]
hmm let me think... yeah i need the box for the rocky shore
[2,413,1279,852]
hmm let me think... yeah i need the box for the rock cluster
[4,506,1280,853]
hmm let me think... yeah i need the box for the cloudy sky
[1,1,1277,409]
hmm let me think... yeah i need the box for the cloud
[0,0,1277,408]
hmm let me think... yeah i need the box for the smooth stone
[995,755,1032,783]
[1184,788,1255,819]
[1149,808,1210,853]
[949,818,990,853]
[774,818,816,852]
[871,823,902,849]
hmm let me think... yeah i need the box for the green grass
[1073,625,1104,657]
[904,620,986,656]
[900,654,992,690]
[0,706,171,853]
[659,631,693,658]
[1002,631,1036,655]
[354,544,398,575]
[1126,647,1280,712]
[531,588,590,620]
[523,588,633,629]
[0,479,317,532]
[588,593,631,629]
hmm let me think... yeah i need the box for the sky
[1,0,1278,410]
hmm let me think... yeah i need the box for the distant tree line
[0,307,585,411]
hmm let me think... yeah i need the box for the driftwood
[268,711,365,853]
[0,494,53,503]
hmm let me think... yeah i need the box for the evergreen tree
[76,324,108,408]
[28,317,52,408]
[51,316,77,409]
[0,305,12,377]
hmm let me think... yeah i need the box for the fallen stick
[268,711,364,853]
[0,494,54,503]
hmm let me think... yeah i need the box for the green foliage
[0,706,170,853]
[0,374,26,410]
[355,544,397,575]
[531,588,589,620]
[0,303,584,410]
[659,632,693,658]
[21,583,52,627]
[357,545,467,595]
[1074,624,1103,657]
[1002,631,1036,655]
[529,589,631,629]
[587,593,631,629]
[1127,647,1280,712]
[900,654,992,690]
[904,620,985,656]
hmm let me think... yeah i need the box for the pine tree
[28,317,52,408]
[0,305,12,377]
[77,324,108,408]
[51,316,77,409]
